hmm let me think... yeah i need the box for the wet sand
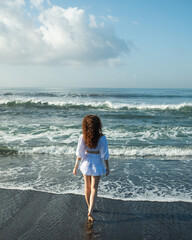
[0,189,192,240]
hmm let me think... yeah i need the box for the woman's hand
[106,168,110,176]
[73,157,81,175]
[104,160,110,176]
[73,167,77,175]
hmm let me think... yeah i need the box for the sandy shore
[0,189,192,240]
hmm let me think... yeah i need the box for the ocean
[0,88,192,202]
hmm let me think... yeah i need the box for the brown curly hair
[82,115,103,149]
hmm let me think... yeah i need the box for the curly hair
[82,115,103,149]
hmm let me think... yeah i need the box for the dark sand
[0,189,192,240]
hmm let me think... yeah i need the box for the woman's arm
[104,160,110,176]
[99,136,110,176]
[73,157,81,175]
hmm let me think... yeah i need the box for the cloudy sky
[0,0,192,88]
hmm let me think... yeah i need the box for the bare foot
[88,213,94,222]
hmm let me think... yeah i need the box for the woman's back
[76,134,109,160]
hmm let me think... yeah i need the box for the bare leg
[83,175,91,209]
[88,176,100,221]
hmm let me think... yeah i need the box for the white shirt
[76,135,109,160]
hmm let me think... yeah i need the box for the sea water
[0,88,192,202]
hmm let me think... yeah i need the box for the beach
[0,188,192,240]
[1,0,192,235]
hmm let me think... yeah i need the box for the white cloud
[30,0,51,9]
[7,0,25,7]
[30,0,44,8]
[89,14,97,28]
[0,1,129,65]
[107,15,119,22]
[132,21,139,25]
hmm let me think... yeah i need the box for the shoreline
[0,186,191,203]
[0,188,192,240]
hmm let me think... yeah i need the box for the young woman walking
[73,115,110,221]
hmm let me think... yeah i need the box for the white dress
[76,135,109,176]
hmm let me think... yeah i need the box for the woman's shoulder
[78,134,83,139]
[78,134,85,142]
[99,135,107,142]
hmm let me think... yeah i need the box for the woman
[73,115,110,222]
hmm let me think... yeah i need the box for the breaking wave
[7,145,191,158]
[1,99,192,112]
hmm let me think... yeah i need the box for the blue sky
[0,0,192,88]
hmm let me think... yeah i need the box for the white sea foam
[1,123,191,149]
[1,123,192,158]
[99,184,192,202]
[0,126,80,146]
[17,146,75,155]
[10,145,192,158]
[0,184,191,203]
[104,126,192,141]
[110,146,192,157]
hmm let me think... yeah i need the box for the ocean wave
[17,146,75,155]
[1,91,192,99]
[1,92,58,97]
[10,145,192,158]
[105,126,192,141]
[0,146,18,156]
[110,146,192,157]
[1,99,192,111]
[1,125,192,155]
[1,126,191,150]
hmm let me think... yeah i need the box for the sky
[0,0,192,88]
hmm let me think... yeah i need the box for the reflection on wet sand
[85,220,93,239]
